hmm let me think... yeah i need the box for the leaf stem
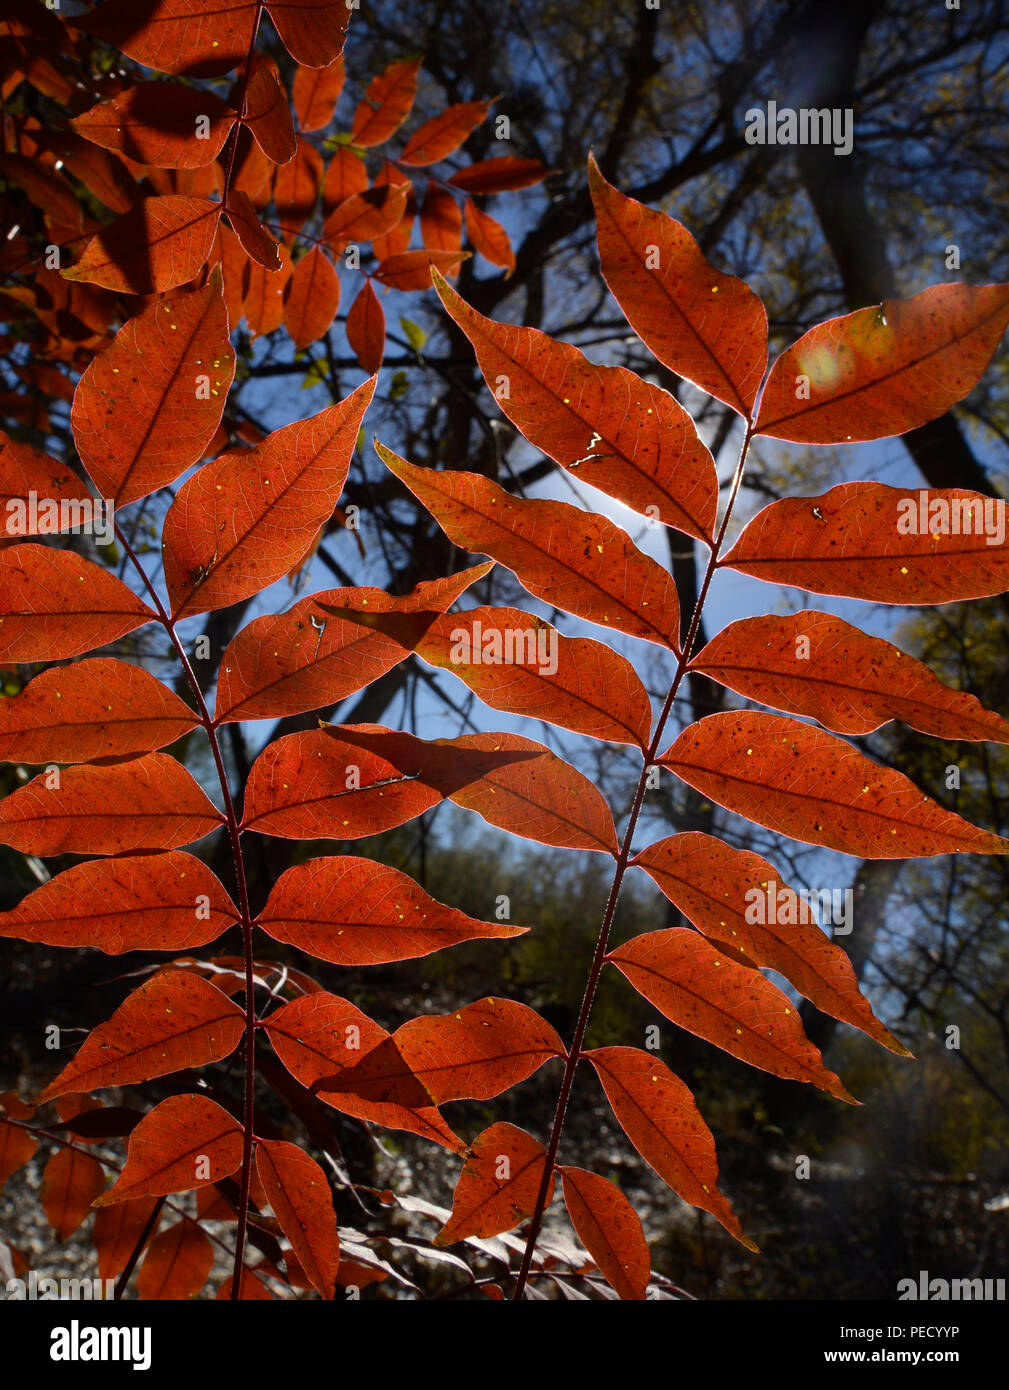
[512,424,754,1299]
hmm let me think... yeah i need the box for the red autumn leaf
[258,855,526,965]
[448,157,550,194]
[434,271,718,540]
[350,56,422,147]
[608,928,855,1101]
[630,833,910,1055]
[0,851,238,955]
[92,1197,160,1281]
[214,566,490,723]
[373,249,468,291]
[391,997,566,1103]
[71,84,235,168]
[264,993,463,1151]
[435,1122,552,1245]
[463,198,515,273]
[225,189,282,269]
[660,711,1008,858]
[323,183,408,251]
[754,284,1009,443]
[72,276,235,506]
[162,377,375,618]
[0,658,198,763]
[243,64,297,164]
[95,1095,243,1207]
[275,138,325,240]
[346,279,386,373]
[400,100,491,165]
[264,0,351,68]
[585,1047,756,1250]
[36,972,245,1103]
[283,246,340,349]
[41,1147,107,1239]
[137,1217,214,1300]
[0,544,155,661]
[63,195,220,295]
[379,444,682,648]
[74,0,259,78]
[0,433,95,545]
[721,482,1009,604]
[415,607,652,747]
[0,1095,37,1192]
[0,751,224,857]
[293,55,345,131]
[322,146,368,211]
[240,723,536,840]
[446,731,619,854]
[558,1165,650,1301]
[255,1139,340,1298]
[242,241,293,335]
[420,186,463,254]
[690,611,1009,742]
[588,154,768,417]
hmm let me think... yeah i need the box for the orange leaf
[0,752,224,856]
[434,271,717,539]
[435,1122,552,1244]
[272,137,323,240]
[71,84,235,168]
[242,240,293,335]
[214,566,490,723]
[72,276,235,506]
[588,154,768,417]
[721,482,1009,604]
[92,1197,160,1281]
[420,186,463,254]
[448,157,550,193]
[446,730,619,853]
[162,377,375,618]
[586,1046,756,1250]
[0,1102,37,1192]
[608,928,855,1101]
[0,851,238,954]
[95,1095,243,1206]
[75,0,259,78]
[226,189,282,269]
[0,432,96,544]
[63,195,220,294]
[283,246,340,349]
[37,972,244,1102]
[255,1139,340,1297]
[400,100,491,165]
[350,56,422,146]
[463,197,514,273]
[346,279,385,373]
[264,993,463,1151]
[659,711,1008,857]
[293,55,345,131]
[244,64,297,164]
[259,855,525,964]
[322,145,368,211]
[265,0,350,67]
[631,833,910,1055]
[690,611,1009,742]
[0,658,196,764]
[373,249,468,291]
[240,723,535,840]
[323,183,408,251]
[378,444,681,648]
[558,1165,649,1301]
[137,1217,213,1299]
[755,284,1009,442]
[0,544,155,660]
[415,606,652,747]
[41,1148,107,1239]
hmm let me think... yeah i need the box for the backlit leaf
[293,56,345,130]
[463,198,514,273]
[71,84,235,168]
[350,56,421,147]
[558,1165,649,1301]
[448,158,550,194]
[265,0,351,67]
[346,280,385,373]
[41,1148,106,1239]
[75,0,259,78]
[255,1139,340,1297]
[283,246,340,349]
[95,1095,243,1206]
[137,1217,213,1299]
[435,1123,552,1245]
[244,64,297,164]
[63,196,220,295]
